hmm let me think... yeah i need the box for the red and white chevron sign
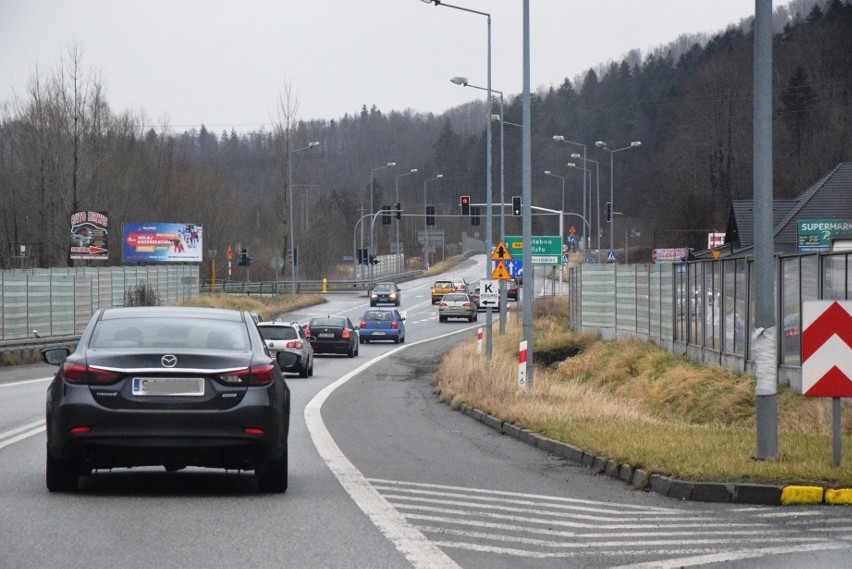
[802,301,852,397]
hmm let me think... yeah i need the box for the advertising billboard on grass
[122,223,203,263]
[70,211,109,260]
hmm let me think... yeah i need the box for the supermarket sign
[798,220,852,252]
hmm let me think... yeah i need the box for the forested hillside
[1,0,850,279]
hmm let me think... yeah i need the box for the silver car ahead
[438,292,478,323]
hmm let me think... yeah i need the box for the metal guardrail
[0,334,80,355]
[200,272,424,295]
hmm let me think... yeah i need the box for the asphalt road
[1,257,850,568]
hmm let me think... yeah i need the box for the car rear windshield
[444,293,467,302]
[310,317,345,327]
[365,311,392,321]
[434,281,452,288]
[257,326,298,341]
[90,317,251,350]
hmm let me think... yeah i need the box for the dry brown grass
[180,293,325,321]
[432,297,852,486]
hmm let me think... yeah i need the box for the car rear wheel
[46,448,79,492]
[256,446,288,493]
[308,358,314,377]
[347,343,355,357]
[439,315,447,323]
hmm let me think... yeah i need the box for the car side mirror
[42,347,70,366]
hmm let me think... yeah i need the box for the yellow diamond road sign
[491,261,511,280]
[492,241,512,261]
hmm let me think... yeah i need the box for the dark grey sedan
[42,306,291,493]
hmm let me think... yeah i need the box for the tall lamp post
[569,155,600,252]
[395,168,418,274]
[490,109,513,335]
[423,174,443,269]
[552,136,588,250]
[427,0,493,361]
[288,141,319,295]
[368,161,396,281]
[595,140,641,253]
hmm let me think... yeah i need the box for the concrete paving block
[604,460,619,478]
[631,469,650,490]
[618,464,633,483]
[560,444,584,464]
[649,474,672,496]
[667,479,694,500]
[690,482,733,503]
[581,453,596,467]
[480,413,502,432]
[732,483,782,505]
[518,429,539,447]
[501,422,522,439]
[468,407,484,422]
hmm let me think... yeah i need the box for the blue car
[359,308,406,344]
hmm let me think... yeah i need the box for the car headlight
[389,293,397,300]
[371,293,377,299]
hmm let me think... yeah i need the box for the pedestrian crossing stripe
[491,261,511,280]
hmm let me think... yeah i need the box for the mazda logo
[161,355,177,367]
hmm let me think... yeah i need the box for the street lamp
[595,140,641,253]
[568,156,601,252]
[288,141,319,295]
[552,136,588,250]
[429,0,494,361]
[368,161,396,281]
[423,174,443,269]
[395,168,418,273]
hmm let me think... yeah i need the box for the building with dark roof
[723,162,852,255]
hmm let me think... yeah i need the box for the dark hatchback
[305,316,359,357]
[42,306,291,493]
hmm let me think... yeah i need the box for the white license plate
[372,331,386,335]
[132,377,205,397]
[318,333,335,338]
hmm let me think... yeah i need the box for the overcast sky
[1,1,796,132]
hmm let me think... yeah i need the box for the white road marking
[305,328,476,569]
[0,376,52,388]
[0,420,46,450]
[610,542,852,568]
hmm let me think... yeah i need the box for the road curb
[455,403,851,506]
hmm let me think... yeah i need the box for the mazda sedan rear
[42,306,291,493]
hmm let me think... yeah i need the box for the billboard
[122,223,203,263]
[797,220,852,252]
[70,211,109,260]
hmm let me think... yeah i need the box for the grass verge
[432,296,852,487]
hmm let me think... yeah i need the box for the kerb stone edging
[454,403,850,506]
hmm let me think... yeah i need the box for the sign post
[802,301,852,466]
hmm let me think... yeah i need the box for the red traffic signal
[460,195,471,216]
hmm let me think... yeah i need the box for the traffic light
[471,206,480,226]
[357,248,363,264]
[394,202,401,220]
[426,206,435,226]
[512,196,522,216]
[606,201,612,222]
[238,248,250,266]
[460,195,470,216]
[360,248,368,264]
[382,205,391,225]
[292,246,298,266]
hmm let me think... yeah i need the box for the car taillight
[342,328,350,339]
[304,327,311,338]
[285,340,303,349]
[359,321,367,328]
[391,321,398,329]
[61,362,121,385]
[219,364,276,385]
[463,302,472,307]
